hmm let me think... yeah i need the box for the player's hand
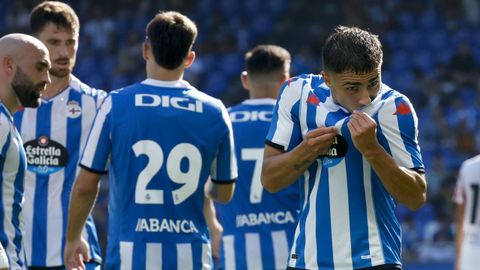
[209,220,223,264]
[64,237,90,270]
[347,111,379,154]
[302,126,338,156]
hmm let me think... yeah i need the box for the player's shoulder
[379,83,413,105]
[461,154,480,170]
[69,75,108,99]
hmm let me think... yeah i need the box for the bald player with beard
[0,33,51,270]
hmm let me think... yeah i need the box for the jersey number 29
[132,140,202,205]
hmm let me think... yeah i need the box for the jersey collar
[141,78,191,89]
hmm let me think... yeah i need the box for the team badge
[66,101,82,118]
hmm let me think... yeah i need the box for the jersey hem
[79,163,108,174]
[265,140,286,151]
[211,178,236,184]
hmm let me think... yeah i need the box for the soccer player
[0,33,51,270]
[262,26,427,270]
[13,2,104,269]
[64,11,237,270]
[214,44,299,269]
[454,154,480,270]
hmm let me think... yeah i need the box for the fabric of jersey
[216,98,300,270]
[266,74,424,270]
[13,76,104,267]
[0,102,27,269]
[454,154,480,270]
[79,79,237,270]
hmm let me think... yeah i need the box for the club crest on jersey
[24,136,69,175]
[66,101,82,118]
[320,134,348,167]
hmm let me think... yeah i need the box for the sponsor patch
[24,136,69,175]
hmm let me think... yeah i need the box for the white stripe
[272,230,289,269]
[245,233,262,270]
[328,160,353,269]
[223,236,235,270]
[177,243,193,270]
[23,170,35,265]
[146,243,162,270]
[45,97,67,266]
[80,94,97,167]
[363,158,385,265]
[201,243,211,270]
[120,241,133,270]
[271,82,300,148]
[378,99,414,168]
[304,161,321,268]
[81,97,112,168]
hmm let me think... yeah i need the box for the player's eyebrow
[342,75,379,86]
[37,60,51,69]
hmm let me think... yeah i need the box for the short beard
[11,67,44,108]
[49,67,70,78]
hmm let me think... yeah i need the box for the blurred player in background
[213,44,299,269]
[13,2,104,269]
[64,11,237,270]
[454,154,480,270]
[0,33,51,269]
[262,26,426,270]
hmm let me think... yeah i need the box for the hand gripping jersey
[266,74,424,270]
[0,103,27,269]
[80,79,237,270]
[454,155,480,270]
[13,76,104,267]
[216,98,300,270]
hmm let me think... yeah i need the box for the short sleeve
[453,162,467,205]
[79,95,112,174]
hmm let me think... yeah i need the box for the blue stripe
[394,97,424,169]
[0,130,10,249]
[31,102,52,266]
[342,122,371,268]
[293,166,315,268]
[372,113,402,265]
[61,90,83,263]
[261,232,274,269]
[325,109,349,127]
[316,166,334,268]
[235,234,246,268]
[12,136,25,268]
[13,112,23,133]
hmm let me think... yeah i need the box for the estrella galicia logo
[320,134,348,167]
[24,136,69,175]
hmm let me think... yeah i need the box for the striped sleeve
[378,95,424,170]
[210,103,237,182]
[266,80,302,151]
[0,116,10,157]
[79,96,112,173]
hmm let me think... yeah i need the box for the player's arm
[454,200,465,270]
[203,197,223,261]
[262,126,337,192]
[205,178,234,203]
[64,168,102,269]
[348,111,426,210]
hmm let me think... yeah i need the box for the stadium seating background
[3,0,480,268]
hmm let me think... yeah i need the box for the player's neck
[0,87,19,115]
[147,65,184,82]
[42,74,71,100]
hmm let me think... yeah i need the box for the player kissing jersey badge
[66,100,82,118]
[24,136,69,175]
[320,134,348,167]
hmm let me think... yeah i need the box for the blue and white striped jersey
[80,79,237,270]
[13,76,104,267]
[0,103,27,269]
[216,98,300,270]
[266,74,424,270]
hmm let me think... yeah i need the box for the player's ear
[184,51,195,68]
[142,42,149,61]
[240,71,250,92]
[321,70,331,87]
[2,56,15,77]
